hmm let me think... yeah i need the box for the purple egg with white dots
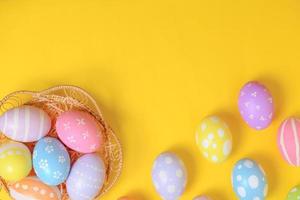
[152,152,187,200]
[238,81,274,130]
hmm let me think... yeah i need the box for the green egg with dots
[286,185,300,200]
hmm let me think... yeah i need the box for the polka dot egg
[238,81,274,130]
[232,158,268,200]
[195,116,232,163]
[286,185,300,200]
[277,117,300,166]
[9,176,61,200]
[33,137,71,186]
[152,152,187,200]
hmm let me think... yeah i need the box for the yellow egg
[0,141,32,182]
[195,116,232,163]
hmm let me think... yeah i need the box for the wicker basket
[0,85,123,199]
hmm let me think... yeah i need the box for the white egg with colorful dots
[232,158,268,200]
[195,116,232,163]
[152,152,187,200]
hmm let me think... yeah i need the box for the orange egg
[9,176,61,200]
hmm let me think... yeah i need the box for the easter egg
[193,195,212,200]
[232,158,268,200]
[0,141,32,181]
[9,176,61,200]
[152,152,187,200]
[238,81,274,130]
[286,185,300,200]
[66,153,106,200]
[56,110,103,153]
[33,137,70,185]
[195,116,232,163]
[277,117,300,166]
[0,105,51,142]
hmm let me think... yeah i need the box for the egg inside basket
[0,85,123,200]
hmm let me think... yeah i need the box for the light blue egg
[232,158,268,200]
[33,137,70,185]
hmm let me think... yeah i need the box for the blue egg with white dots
[33,137,71,185]
[232,158,268,200]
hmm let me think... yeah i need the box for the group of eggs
[0,105,106,200]
[150,81,300,200]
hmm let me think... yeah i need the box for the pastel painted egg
[0,141,32,181]
[193,195,212,200]
[232,158,268,200]
[9,176,61,200]
[66,153,106,200]
[152,152,187,200]
[238,81,274,130]
[277,117,300,166]
[33,137,70,185]
[286,185,300,200]
[56,110,103,153]
[0,105,51,142]
[195,116,232,163]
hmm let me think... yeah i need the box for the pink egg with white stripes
[277,117,300,166]
[238,81,274,130]
[0,105,51,142]
[56,110,103,153]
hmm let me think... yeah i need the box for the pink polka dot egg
[238,81,274,130]
[277,117,300,166]
[56,110,104,153]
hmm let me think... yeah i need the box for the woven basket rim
[0,85,123,199]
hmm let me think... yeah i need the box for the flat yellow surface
[0,0,300,199]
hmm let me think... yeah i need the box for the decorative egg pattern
[232,158,268,200]
[66,153,106,200]
[193,195,212,200]
[0,105,51,142]
[9,176,61,200]
[286,185,300,200]
[0,141,32,182]
[238,81,274,130]
[195,116,232,163]
[152,152,187,200]
[277,117,300,166]
[56,110,103,153]
[33,137,70,185]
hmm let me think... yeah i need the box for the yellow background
[0,0,300,199]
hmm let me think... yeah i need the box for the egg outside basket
[0,85,123,200]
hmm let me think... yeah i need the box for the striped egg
[9,176,61,200]
[0,141,32,182]
[66,154,106,200]
[0,105,51,142]
[277,117,300,166]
